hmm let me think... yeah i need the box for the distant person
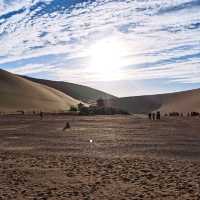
[156,111,161,120]
[63,122,70,131]
[40,111,44,120]
[152,113,156,120]
[148,113,152,120]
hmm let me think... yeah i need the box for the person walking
[148,113,152,120]
[156,111,161,120]
[40,111,44,120]
[152,113,156,120]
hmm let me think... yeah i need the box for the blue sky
[0,0,200,97]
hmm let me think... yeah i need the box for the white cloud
[0,0,200,90]
[0,0,53,15]
[10,63,56,75]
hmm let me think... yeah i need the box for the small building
[96,98,105,108]
[78,103,84,110]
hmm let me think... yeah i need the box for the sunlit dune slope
[106,89,200,114]
[0,69,81,112]
[23,76,116,103]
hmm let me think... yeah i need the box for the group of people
[148,111,161,120]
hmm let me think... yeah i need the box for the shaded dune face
[23,76,116,103]
[105,96,162,114]
[0,69,80,112]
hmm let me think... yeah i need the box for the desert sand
[0,114,200,199]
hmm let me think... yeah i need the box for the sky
[0,0,200,97]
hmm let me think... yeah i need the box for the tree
[69,106,78,112]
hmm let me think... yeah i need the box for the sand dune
[23,76,116,103]
[106,89,200,114]
[23,74,200,114]
[159,89,200,113]
[1,69,199,114]
[25,75,200,114]
[0,69,81,112]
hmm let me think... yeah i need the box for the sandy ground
[0,114,200,199]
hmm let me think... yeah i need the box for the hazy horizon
[0,0,200,96]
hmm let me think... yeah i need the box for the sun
[87,37,130,81]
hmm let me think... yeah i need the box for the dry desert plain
[0,114,200,200]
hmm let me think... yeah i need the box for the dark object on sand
[17,110,25,115]
[156,111,161,120]
[63,122,70,131]
[148,113,152,120]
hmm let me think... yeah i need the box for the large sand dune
[1,68,199,114]
[0,69,81,112]
[106,89,200,114]
[24,75,200,114]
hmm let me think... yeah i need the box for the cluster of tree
[69,99,130,116]
[79,106,130,116]
[69,106,78,112]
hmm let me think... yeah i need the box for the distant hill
[0,69,81,112]
[106,89,200,114]
[23,76,116,103]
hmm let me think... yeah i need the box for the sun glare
[87,37,130,81]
